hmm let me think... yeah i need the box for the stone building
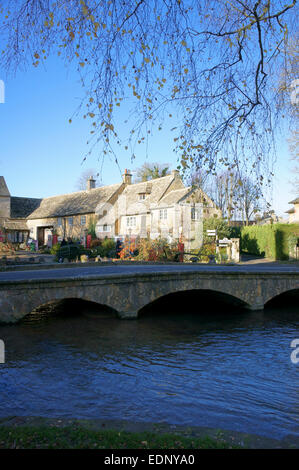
[0,176,41,243]
[286,197,299,223]
[113,170,220,248]
[0,171,221,248]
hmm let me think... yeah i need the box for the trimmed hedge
[241,223,299,260]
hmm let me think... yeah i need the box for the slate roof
[27,183,123,219]
[10,197,42,218]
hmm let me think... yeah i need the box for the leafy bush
[50,243,61,256]
[118,237,138,259]
[89,246,105,258]
[101,238,116,257]
[134,238,179,261]
[90,239,102,249]
[38,245,51,254]
[196,241,217,262]
[0,241,16,253]
[202,217,239,241]
[134,238,151,261]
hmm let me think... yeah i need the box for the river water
[0,296,298,441]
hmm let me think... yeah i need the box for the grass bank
[0,425,237,449]
[0,417,297,449]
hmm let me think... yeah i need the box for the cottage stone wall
[27,213,96,244]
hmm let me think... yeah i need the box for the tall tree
[185,169,211,195]
[235,176,263,224]
[288,130,299,194]
[205,170,264,223]
[0,1,297,186]
[135,162,170,182]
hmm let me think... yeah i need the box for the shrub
[50,243,61,256]
[100,238,116,258]
[119,237,138,259]
[134,238,179,261]
[0,241,16,253]
[39,245,51,254]
[90,239,102,249]
[134,238,152,261]
[202,217,237,241]
[197,241,217,262]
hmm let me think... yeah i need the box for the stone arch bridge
[0,268,298,323]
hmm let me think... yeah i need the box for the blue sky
[0,55,295,217]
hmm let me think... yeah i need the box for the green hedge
[241,224,299,260]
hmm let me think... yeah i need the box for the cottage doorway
[37,226,53,247]
[37,227,45,247]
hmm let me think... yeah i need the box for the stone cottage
[112,170,221,249]
[0,170,221,248]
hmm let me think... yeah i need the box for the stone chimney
[122,169,132,185]
[87,176,96,190]
[171,169,180,178]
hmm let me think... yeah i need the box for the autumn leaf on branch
[0,0,297,191]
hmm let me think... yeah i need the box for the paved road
[1,263,299,282]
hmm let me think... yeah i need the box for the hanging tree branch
[0,0,297,189]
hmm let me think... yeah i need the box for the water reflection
[0,297,298,441]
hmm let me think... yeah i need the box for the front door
[37,227,45,247]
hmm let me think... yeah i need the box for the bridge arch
[16,290,119,323]
[264,288,299,309]
[27,297,118,318]
[137,288,250,318]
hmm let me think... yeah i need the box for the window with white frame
[98,224,111,232]
[191,207,200,220]
[57,217,62,226]
[68,217,73,226]
[139,193,146,200]
[127,216,136,227]
[159,209,167,220]
[80,215,86,226]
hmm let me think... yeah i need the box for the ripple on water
[0,306,298,440]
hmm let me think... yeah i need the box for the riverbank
[0,417,297,449]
